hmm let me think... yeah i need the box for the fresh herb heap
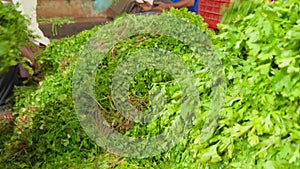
[207,0,300,168]
[0,8,213,168]
[0,26,103,168]
[1,1,300,168]
[119,1,300,168]
[0,2,29,73]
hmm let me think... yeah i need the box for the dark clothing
[154,0,173,3]
[107,0,172,20]
[0,46,35,110]
[107,0,143,19]
[0,65,21,108]
[107,0,198,20]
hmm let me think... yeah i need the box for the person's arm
[155,0,195,10]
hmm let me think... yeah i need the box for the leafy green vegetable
[0,2,29,73]
[221,0,267,24]
[204,0,300,168]
[1,8,213,168]
[1,1,300,168]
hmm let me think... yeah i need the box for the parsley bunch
[0,2,29,73]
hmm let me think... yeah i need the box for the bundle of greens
[0,2,29,73]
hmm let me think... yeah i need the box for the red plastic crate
[199,0,275,30]
[198,0,231,30]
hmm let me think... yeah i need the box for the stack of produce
[0,0,299,168]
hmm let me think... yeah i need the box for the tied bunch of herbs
[0,2,30,73]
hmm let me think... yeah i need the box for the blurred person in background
[12,0,50,47]
[0,0,42,120]
[106,0,196,20]
[1,0,50,47]
[154,0,195,10]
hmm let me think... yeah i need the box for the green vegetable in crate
[221,0,267,24]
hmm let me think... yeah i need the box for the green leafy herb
[0,2,29,73]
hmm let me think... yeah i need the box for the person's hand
[139,0,152,11]
[154,2,171,10]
